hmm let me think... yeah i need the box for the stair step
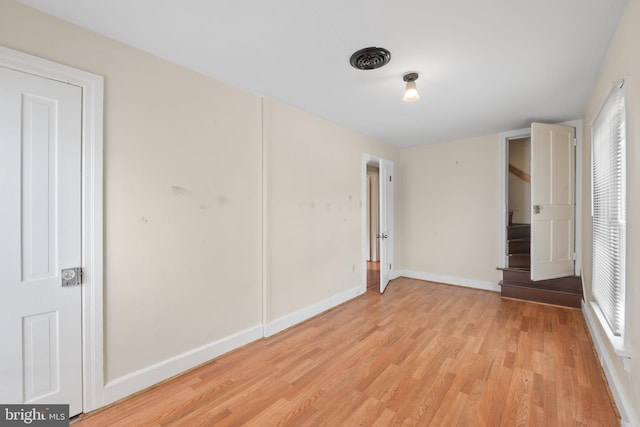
[507,224,531,240]
[500,280,582,308]
[507,254,530,269]
[499,268,583,308]
[508,240,530,254]
[502,269,582,293]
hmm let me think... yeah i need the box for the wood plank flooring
[75,278,619,426]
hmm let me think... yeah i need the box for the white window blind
[591,79,626,344]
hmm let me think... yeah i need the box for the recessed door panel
[23,311,60,401]
[21,96,58,280]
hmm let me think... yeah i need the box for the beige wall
[0,0,397,391]
[264,99,397,321]
[396,134,502,285]
[0,0,263,382]
[581,0,640,422]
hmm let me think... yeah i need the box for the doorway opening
[498,121,584,307]
[361,154,394,294]
[366,164,380,291]
[506,135,532,271]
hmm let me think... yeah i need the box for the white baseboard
[103,324,263,406]
[395,270,500,292]
[582,302,639,427]
[264,285,364,337]
[102,285,366,407]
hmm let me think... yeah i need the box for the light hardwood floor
[76,278,619,426]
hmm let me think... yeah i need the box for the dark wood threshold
[498,268,583,308]
[500,281,583,308]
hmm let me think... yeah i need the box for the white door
[0,66,83,415]
[530,122,575,281]
[379,159,394,293]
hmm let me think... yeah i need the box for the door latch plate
[61,267,82,287]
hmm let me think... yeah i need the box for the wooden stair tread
[500,280,582,295]
[500,281,583,308]
[502,269,581,285]
[507,224,531,240]
[500,268,583,308]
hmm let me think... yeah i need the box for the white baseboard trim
[102,285,366,407]
[582,302,639,427]
[103,324,263,406]
[394,270,500,293]
[264,285,364,337]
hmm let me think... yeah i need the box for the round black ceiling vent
[349,47,391,70]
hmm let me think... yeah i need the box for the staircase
[507,224,530,269]
[500,223,583,308]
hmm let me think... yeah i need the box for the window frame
[589,78,630,357]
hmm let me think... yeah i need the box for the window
[591,79,628,355]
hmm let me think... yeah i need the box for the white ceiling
[18,0,627,147]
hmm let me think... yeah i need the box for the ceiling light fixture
[403,72,420,103]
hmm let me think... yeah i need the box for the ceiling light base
[403,72,419,82]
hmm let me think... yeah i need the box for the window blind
[591,79,626,338]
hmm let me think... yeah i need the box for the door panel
[531,122,575,280]
[23,311,60,401]
[0,66,83,415]
[379,159,394,293]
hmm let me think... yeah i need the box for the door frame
[497,119,583,276]
[0,46,105,412]
[361,154,394,293]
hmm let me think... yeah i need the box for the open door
[530,122,575,281]
[379,159,394,293]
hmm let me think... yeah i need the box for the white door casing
[530,122,576,281]
[0,66,83,414]
[379,159,394,293]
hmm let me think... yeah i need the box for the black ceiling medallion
[349,47,391,70]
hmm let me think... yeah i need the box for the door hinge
[573,252,577,261]
[61,267,83,287]
[573,138,577,146]
[389,175,392,182]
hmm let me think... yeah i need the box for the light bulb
[403,80,420,102]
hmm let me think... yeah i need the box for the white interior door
[530,122,575,281]
[0,66,83,415]
[379,159,394,293]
